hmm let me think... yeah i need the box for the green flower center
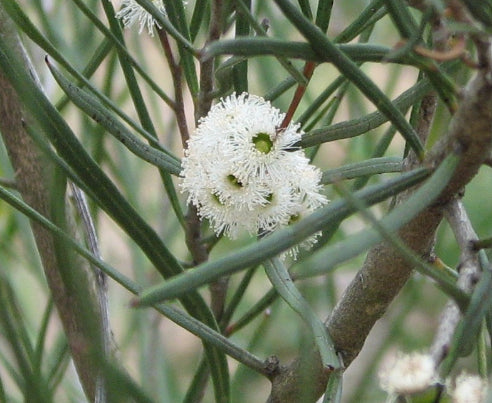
[288,214,300,224]
[227,174,243,188]
[252,132,273,154]
[212,192,223,205]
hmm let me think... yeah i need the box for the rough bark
[268,37,492,403]
[0,6,104,401]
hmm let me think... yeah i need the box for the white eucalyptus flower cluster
[379,352,489,403]
[116,0,166,36]
[181,93,327,257]
[452,372,488,403]
[379,352,437,396]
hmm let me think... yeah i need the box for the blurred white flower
[180,92,327,257]
[116,0,166,36]
[379,352,437,395]
[452,373,488,403]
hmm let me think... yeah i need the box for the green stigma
[212,192,223,205]
[252,132,273,154]
[288,214,300,224]
[227,174,243,188]
[264,193,274,204]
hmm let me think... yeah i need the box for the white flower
[379,352,437,395]
[452,373,488,403]
[180,92,327,256]
[116,0,166,36]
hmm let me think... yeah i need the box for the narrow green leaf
[226,288,278,335]
[33,299,54,376]
[455,266,492,356]
[0,373,6,403]
[234,0,308,86]
[0,350,23,394]
[274,0,424,157]
[297,154,464,293]
[460,0,492,28]
[46,338,70,392]
[323,370,342,403]
[220,267,258,330]
[334,0,386,43]
[204,39,428,67]
[124,0,197,55]
[214,55,248,96]
[261,1,387,104]
[315,0,334,33]
[135,168,430,306]
[56,38,113,111]
[264,75,297,101]
[3,0,174,108]
[160,0,199,95]
[264,258,341,370]
[0,36,229,402]
[333,179,468,308]
[352,125,398,190]
[206,35,459,115]
[301,77,431,147]
[103,361,154,403]
[233,0,251,93]
[0,185,264,377]
[382,2,459,112]
[0,275,51,402]
[190,0,209,41]
[0,42,178,277]
[183,358,209,403]
[31,0,58,42]
[99,0,159,136]
[297,0,313,19]
[47,60,182,175]
[70,0,175,107]
[321,157,402,184]
[383,0,418,38]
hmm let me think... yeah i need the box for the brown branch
[185,0,223,268]
[158,30,189,147]
[280,61,316,129]
[190,0,227,321]
[267,36,492,403]
[0,6,106,401]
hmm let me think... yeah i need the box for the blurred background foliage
[0,0,490,402]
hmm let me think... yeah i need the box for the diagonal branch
[0,6,107,401]
[430,199,481,365]
[267,36,492,403]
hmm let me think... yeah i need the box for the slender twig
[69,183,111,403]
[193,0,227,320]
[280,61,316,129]
[430,199,481,365]
[157,30,189,146]
[197,0,223,118]
[181,3,225,401]
[0,5,105,399]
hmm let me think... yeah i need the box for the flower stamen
[252,132,273,154]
